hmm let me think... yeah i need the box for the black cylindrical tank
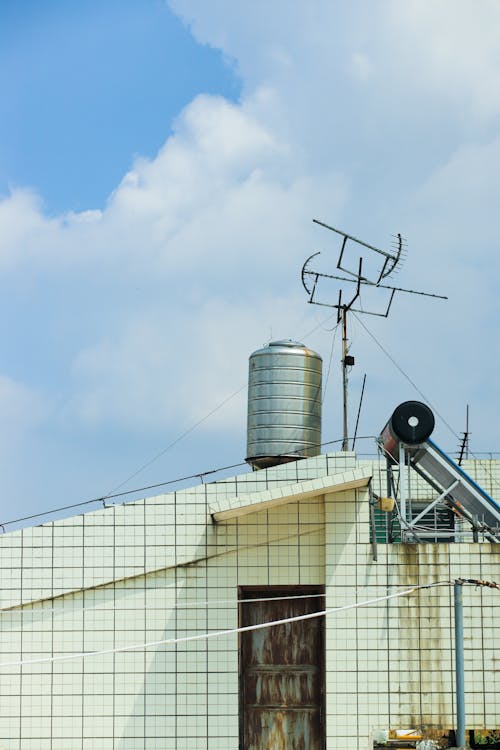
[379,400,435,461]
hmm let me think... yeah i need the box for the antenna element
[302,220,448,450]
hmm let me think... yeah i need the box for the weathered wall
[0,451,498,749]
[324,487,500,749]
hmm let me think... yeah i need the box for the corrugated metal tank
[246,339,322,469]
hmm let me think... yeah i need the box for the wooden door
[240,586,325,750]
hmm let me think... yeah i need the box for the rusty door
[239,586,325,750]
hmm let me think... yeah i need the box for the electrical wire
[0,461,248,528]
[1,309,343,531]
[321,322,340,404]
[301,311,339,338]
[0,436,377,529]
[7,581,456,618]
[0,592,328,618]
[7,425,494,532]
[104,384,248,498]
[105,309,342,499]
[352,311,459,440]
[2,580,466,618]
[0,581,461,669]
[353,311,500,499]
[351,310,500,488]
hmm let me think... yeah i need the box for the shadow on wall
[116,520,240,749]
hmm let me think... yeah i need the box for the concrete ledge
[210,468,372,522]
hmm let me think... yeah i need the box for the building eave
[210,467,372,522]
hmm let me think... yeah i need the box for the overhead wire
[17,295,470,531]
[8,581,453,619]
[83,264,498,513]
[321,321,340,405]
[358,312,500,498]
[0,592,328,617]
[0,580,470,669]
[6,288,496,529]
[0,436,377,529]
[352,311,460,441]
[3,579,471,618]
[300,310,339,339]
[0,461,247,528]
[104,383,248,498]
[71,310,340,506]
[102,307,342,503]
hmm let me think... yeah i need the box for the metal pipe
[454,580,466,748]
[341,307,349,451]
[369,482,378,562]
[399,441,406,541]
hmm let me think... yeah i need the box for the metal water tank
[246,339,322,469]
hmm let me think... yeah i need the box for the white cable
[0,582,451,669]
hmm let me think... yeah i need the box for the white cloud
[69,292,322,434]
[0,91,337,437]
[385,0,500,121]
[0,190,52,271]
[168,0,500,168]
[412,135,500,252]
[2,0,500,514]
[0,84,348,450]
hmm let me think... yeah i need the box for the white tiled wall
[0,452,498,749]
[324,487,500,749]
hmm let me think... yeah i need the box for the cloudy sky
[1,0,499,525]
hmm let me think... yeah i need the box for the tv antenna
[301,218,448,451]
[457,404,470,465]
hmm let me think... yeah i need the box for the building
[0,341,499,749]
[0,448,499,749]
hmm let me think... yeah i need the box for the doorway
[239,585,325,750]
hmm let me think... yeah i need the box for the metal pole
[386,457,394,543]
[399,441,406,542]
[342,306,349,451]
[454,580,466,748]
[351,373,366,451]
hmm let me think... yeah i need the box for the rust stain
[241,588,324,749]
[396,546,451,731]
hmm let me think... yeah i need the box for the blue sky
[1,1,500,526]
[0,0,239,212]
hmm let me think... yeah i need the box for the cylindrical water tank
[246,339,322,469]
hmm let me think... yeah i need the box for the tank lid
[251,339,321,358]
[269,339,305,348]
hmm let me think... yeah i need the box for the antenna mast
[301,219,448,450]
